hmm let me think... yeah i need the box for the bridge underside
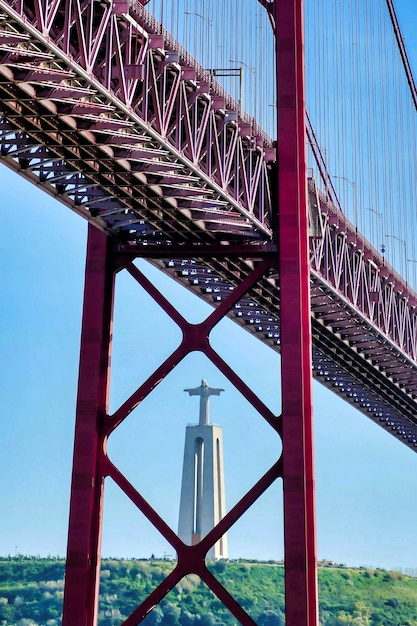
[0,0,416,452]
[0,127,416,452]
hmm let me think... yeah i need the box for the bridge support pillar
[273,0,319,624]
[62,224,114,626]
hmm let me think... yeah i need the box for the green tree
[200,613,216,626]
[179,610,197,626]
[258,609,284,626]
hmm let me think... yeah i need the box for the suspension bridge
[1,0,417,624]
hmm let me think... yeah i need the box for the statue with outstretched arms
[184,379,224,426]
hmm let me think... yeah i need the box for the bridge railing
[131,0,273,147]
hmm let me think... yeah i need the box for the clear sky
[1,0,417,571]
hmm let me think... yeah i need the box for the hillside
[1,557,417,625]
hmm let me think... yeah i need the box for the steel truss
[309,180,417,447]
[0,0,273,241]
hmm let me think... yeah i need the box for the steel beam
[272,0,319,623]
[62,225,115,626]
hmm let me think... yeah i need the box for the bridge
[1,0,417,624]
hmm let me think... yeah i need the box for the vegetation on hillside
[1,556,417,625]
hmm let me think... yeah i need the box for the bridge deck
[0,0,417,453]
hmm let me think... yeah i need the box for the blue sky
[1,0,417,570]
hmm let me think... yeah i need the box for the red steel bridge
[1,0,417,624]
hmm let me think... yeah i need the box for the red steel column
[273,1,319,624]
[62,225,115,626]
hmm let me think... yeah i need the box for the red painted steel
[0,0,415,622]
[62,225,115,626]
[62,235,284,624]
[271,0,318,623]
[0,0,273,242]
